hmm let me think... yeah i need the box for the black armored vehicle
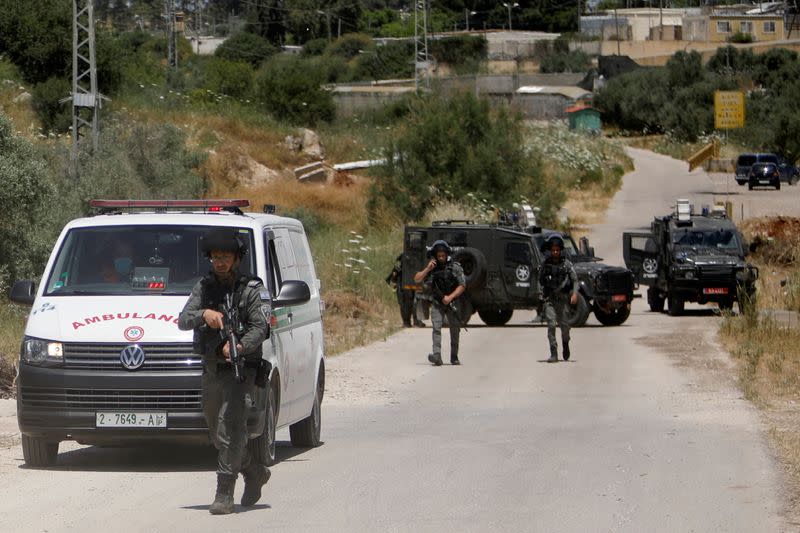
[622,200,758,315]
[400,217,635,327]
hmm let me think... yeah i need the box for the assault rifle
[430,268,467,332]
[221,292,245,384]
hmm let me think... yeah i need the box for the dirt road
[0,149,789,532]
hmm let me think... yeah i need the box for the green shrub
[215,32,276,67]
[371,91,544,223]
[326,33,374,59]
[203,57,254,98]
[0,0,70,83]
[255,55,335,125]
[728,32,754,44]
[430,36,487,67]
[351,41,414,81]
[31,77,72,134]
[539,50,591,73]
[0,113,57,281]
[302,38,329,57]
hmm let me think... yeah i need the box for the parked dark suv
[735,153,799,186]
[748,162,781,190]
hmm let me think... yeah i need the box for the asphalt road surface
[0,149,789,532]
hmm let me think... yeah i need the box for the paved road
[0,149,787,532]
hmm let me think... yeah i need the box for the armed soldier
[414,240,466,366]
[178,228,272,515]
[539,234,578,363]
[386,253,424,327]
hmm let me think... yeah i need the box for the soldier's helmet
[428,240,452,257]
[542,233,565,251]
[201,228,247,258]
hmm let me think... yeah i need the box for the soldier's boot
[562,341,570,361]
[241,464,271,507]
[450,353,461,365]
[428,353,443,366]
[547,350,558,363]
[209,474,236,515]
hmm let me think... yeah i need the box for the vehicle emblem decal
[124,326,145,342]
[643,258,658,275]
[120,344,146,370]
[516,264,531,282]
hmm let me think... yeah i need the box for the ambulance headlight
[21,337,63,366]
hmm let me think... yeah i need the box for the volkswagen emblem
[120,345,146,370]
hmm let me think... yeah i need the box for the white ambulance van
[10,199,325,466]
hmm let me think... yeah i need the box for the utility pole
[414,0,430,93]
[70,0,101,158]
[503,3,519,31]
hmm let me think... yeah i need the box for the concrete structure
[581,8,701,41]
[514,86,593,120]
[331,85,416,117]
[684,13,785,42]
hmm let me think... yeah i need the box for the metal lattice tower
[414,0,429,92]
[165,0,178,69]
[71,0,100,155]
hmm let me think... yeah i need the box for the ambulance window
[44,225,255,296]
[274,233,300,283]
[289,230,316,291]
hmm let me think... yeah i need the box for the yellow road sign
[714,91,745,129]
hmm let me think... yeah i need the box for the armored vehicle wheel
[647,288,665,313]
[564,293,591,327]
[453,247,487,289]
[718,298,734,312]
[667,293,684,316]
[478,308,513,326]
[593,304,631,326]
[249,381,278,466]
[21,435,58,467]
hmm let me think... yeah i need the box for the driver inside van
[100,241,136,283]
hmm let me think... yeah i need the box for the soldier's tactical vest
[430,263,460,304]
[541,261,572,298]
[196,272,254,354]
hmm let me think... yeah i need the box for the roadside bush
[215,32,276,67]
[302,38,328,57]
[728,32,754,44]
[31,77,71,134]
[255,55,335,125]
[202,57,254,98]
[326,33,374,59]
[539,50,591,73]
[371,91,544,223]
[430,35,487,67]
[0,113,57,281]
[351,41,414,81]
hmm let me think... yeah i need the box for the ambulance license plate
[703,287,728,295]
[96,412,167,428]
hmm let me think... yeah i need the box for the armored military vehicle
[622,200,758,315]
[400,215,635,327]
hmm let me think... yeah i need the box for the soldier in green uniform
[178,228,272,515]
[414,240,466,366]
[539,234,578,363]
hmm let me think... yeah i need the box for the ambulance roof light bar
[90,199,250,215]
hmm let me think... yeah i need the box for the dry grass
[0,302,27,397]
[563,184,616,235]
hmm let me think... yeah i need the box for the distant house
[514,86,593,120]
[567,106,602,132]
[683,12,785,42]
